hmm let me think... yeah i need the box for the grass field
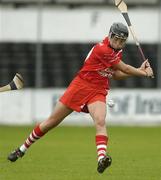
[0,125,161,180]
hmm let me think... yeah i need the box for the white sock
[20,144,27,153]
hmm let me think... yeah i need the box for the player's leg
[87,101,112,173]
[8,101,73,162]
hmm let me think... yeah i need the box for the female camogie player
[8,22,153,174]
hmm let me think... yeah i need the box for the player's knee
[95,116,106,128]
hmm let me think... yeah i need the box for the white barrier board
[0,7,159,43]
[0,89,161,125]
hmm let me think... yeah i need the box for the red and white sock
[95,135,108,162]
[19,125,45,153]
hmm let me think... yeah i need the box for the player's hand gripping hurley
[114,0,154,78]
[0,73,24,93]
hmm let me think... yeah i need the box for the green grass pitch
[0,125,161,180]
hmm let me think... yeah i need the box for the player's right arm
[112,70,131,80]
[112,60,153,77]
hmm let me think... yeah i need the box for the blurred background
[0,0,161,125]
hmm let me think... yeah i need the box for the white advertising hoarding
[0,89,161,126]
[0,90,33,125]
[0,7,159,43]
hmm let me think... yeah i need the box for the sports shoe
[8,148,24,162]
[97,155,112,173]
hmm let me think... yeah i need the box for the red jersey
[78,37,122,89]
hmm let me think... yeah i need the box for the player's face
[110,35,127,50]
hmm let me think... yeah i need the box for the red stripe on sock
[97,142,107,145]
[98,153,106,157]
[32,132,39,139]
[24,142,30,148]
[34,125,45,137]
[28,136,34,143]
[95,135,108,146]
